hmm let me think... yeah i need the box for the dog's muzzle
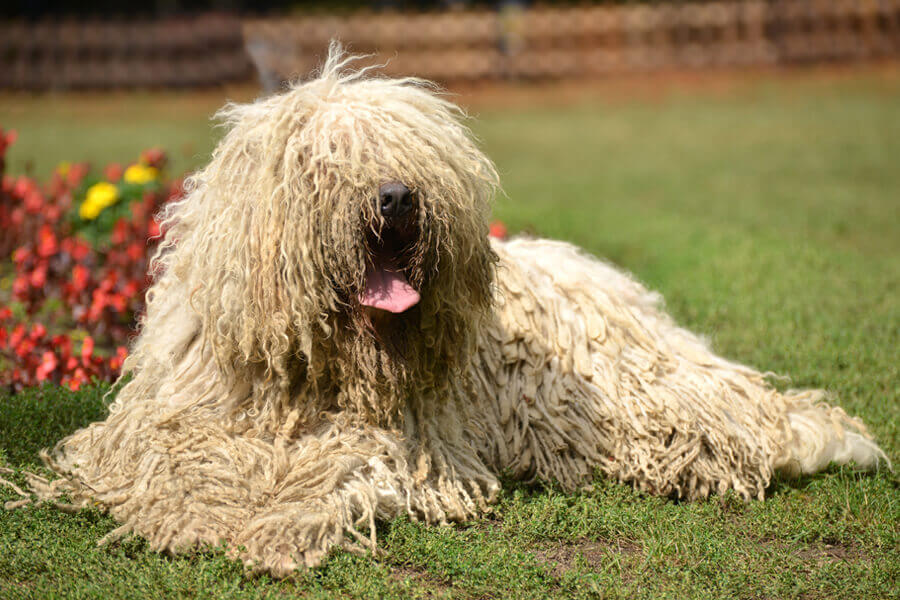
[359,182,421,314]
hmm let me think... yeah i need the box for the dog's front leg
[45,404,415,576]
[225,421,418,576]
[231,411,500,575]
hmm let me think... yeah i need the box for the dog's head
[158,45,498,420]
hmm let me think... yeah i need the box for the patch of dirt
[795,541,867,565]
[532,538,640,578]
[755,535,869,567]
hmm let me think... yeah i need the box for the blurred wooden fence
[1,2,899,91]
[0,13,252,90]
[245,0,900,85]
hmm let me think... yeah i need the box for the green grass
[2,72,899,599]
[0,89,247,179]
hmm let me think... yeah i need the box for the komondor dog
[27,47,887,576]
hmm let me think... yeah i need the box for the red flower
[126,242,143,262]
[14,337,34,359]
[67,163,89,186]
[29,265,47,288]
[104,163,124,182]
[12,275,28,297]
[81,336,95,362]
[30,323,47,340]
[24,191,44,213]
[109,346,129,371]
[121,279,140,297]
[44,205,62,222]
[61,237,91,261]
[36,351,58,381]
[140,148,167,169]
[70,264,90,291]
[63,368,89,391]
[37,225,58,257]
[111,219,130,245]
[109,293,127,313]
[52,334,72,357]
[13,246,31,265]
[9,325,26,347]
[12,176,33,198]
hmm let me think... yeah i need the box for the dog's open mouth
[359,182,421,314]
[359,260,420,313]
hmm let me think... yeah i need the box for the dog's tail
[776,391,891,476]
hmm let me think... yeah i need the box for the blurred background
[3,1,900,91]
[0,2,898,395]
[0,0,900,90]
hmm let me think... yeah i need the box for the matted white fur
[23,45,888,576]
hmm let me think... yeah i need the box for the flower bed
[0,128,181,391]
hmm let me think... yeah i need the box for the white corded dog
[30,46,887,576]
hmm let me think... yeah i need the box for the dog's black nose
[378,182,413,221]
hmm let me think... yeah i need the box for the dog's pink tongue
[360,266,421,313]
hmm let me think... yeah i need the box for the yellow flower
[79,181,119,220]
[123,164,159,185]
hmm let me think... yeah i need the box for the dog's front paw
[233,508,348,577]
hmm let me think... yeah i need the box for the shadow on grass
[767,462,900,496]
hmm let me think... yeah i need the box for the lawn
[1,70,899,599]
